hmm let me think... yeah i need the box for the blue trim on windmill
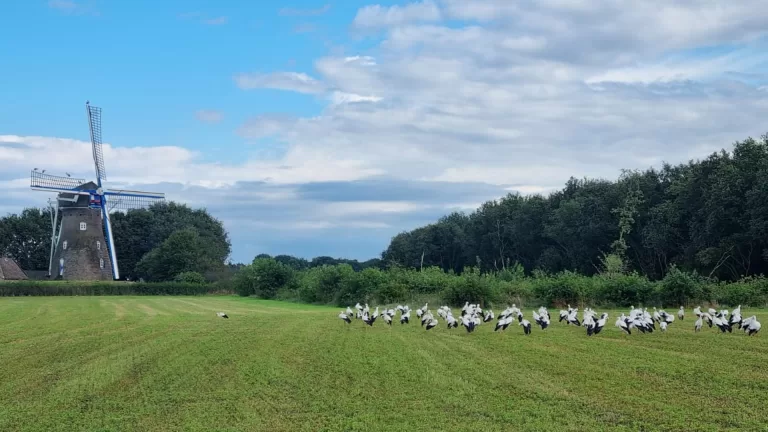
[30,101,166,280]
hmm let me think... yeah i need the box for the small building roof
[0,257,28,280]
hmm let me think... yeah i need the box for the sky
[2,0,768,263]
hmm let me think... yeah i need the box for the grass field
[0,296,766,431]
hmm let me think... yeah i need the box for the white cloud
[195,110,223,123]
[0,135,381,188]
[48,0,77,10]
[229,0,768,198]
[203,16,228,25]
[10,0,768,261]
[234,72,326,94]
[353,1,442,30]
[48,0,98,16]
[321,201,425,217]
[279,4,331,17]
[329,92,382,105]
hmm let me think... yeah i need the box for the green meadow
[1,296,766,431]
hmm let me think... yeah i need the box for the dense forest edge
[2,134,768,307]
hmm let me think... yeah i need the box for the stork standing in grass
[338,311,351,324]
[495,316,512,332]
[615,313,631,334]
[678,306,685,321]
[217,312,228,319]
[400,310,411,324]
[594,313,608,335]
[694,315,703,332]
[519,317,532,335]
[532,310,549,330]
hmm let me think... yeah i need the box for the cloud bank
[6,0,768,261]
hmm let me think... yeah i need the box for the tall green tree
[134,228,216,282]
[382,134,768,281]
[0,208,51,271]
[111,202,231,280]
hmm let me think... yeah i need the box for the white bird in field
[519,318,532,335]
[421,310,434,327]
[729,306,742,328]
[660,321,668,332]
[532,310,549,330]
[742,316,761,336]
[426,318,438,331]
[346,306,354,317]
[400,310,410,324]
[461,315,476,333]
[594,313,608,335]
[338,311,351,324]
[694,316,703,332]
[446,314,459,329]
[567,308,580,326]
[216,312,229,319]
[615,314,631,335]
[713,315,730,333]
[678,306,685,321]
[483,309,494,322]
[494,316,511,332]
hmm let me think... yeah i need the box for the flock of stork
[337,302,762,336]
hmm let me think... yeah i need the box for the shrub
[0,280,224,296]
[234,257,295,299]
[174,271,207,284]
[656,265,702,306]
[443,267,497,306]
[595,272,654,307]
[299,264,356,304]
[531,271,592,307]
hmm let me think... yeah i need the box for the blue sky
[2,0,768,263]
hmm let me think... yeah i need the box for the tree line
[0,202,380,282]
[382,135,768,282]
[0,202,232,282]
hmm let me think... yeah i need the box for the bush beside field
[232,258,768,308]
[0,279,233,296]
[3,259,768,307]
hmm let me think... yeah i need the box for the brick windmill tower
[30,102,166,280]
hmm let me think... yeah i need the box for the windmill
[30,102,165,280]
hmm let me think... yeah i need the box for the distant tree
[274,254,309,270]
[0,208,51,271]
[135,228,216,282]
[381,134,768,281]
[174,271,207,284]
[234,257,295,298]
[111,201,231,280]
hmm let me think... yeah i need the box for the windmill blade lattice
[30,170,87,191]
[87,103,107,182]
[104,190,165,212]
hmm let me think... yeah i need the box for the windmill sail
[86,102,106,183]
[30,171,87,193]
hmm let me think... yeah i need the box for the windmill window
[99,258,104,269]
[79,222,87,231]
[96,241,101,250]
[63,240,68,250]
